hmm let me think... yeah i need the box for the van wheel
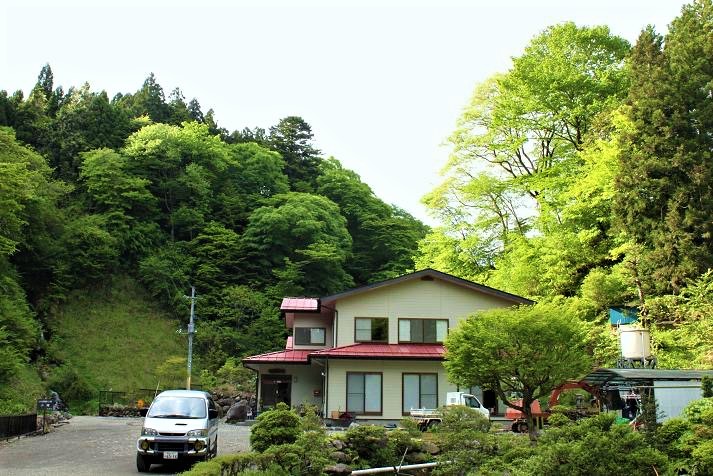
[136,453,151,473]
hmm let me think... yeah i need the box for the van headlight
[141,428,159,436]
[186,429,208,437]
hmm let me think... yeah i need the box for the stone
[421,440,440,455]
[330,451,350,463]
[324,463,352,474]
[226,401,248,422]
[330,438,345,450]
[217,397,234,408]
[405,451,432,464]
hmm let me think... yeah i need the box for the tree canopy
[444,304,592,440]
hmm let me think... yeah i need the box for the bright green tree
[241,192,353,295]
[422,23,630,296]
[123,121,230,240]
[445,304,592,441]
[317,158,428,285]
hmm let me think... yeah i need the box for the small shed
[583,368,713,422]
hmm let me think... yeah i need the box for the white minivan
[136,390,219,472]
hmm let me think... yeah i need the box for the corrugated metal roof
[584,368,713,386]
[280,297,320,312]
[310,343,444,360]
[242,349,311,364]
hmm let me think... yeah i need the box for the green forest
[1,0,712,415]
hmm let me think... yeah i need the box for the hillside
[0,70,427,414]
[46,276,186,410]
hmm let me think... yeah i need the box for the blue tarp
[609,307,638,325]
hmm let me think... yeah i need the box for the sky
[1,0,689,225]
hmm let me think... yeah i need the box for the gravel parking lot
[0,416,251,476]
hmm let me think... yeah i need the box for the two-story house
[242,268,533,422]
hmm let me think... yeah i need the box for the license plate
[163,451,178,460]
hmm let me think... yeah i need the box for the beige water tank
[619,326,652,359]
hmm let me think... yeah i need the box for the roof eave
[320,268,533,306]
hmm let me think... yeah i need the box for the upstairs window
[354,318,388,342]
[398,319,448,343]
[294,327,326,345]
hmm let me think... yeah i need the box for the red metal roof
[280,297,319,312]
[242,349,311,364]
[310,343,444,360]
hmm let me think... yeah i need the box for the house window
[294,327,326,345]
[346,372,382,415]
[354,318,388,342]
[402,373,438,414]
[398,319,448,343]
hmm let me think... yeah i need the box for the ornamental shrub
[436,404,491,433]
[510,414,668,476]
[682,397,713,424]
[250,402,301,452]
[546,413,572,428]
[344,424,392,469]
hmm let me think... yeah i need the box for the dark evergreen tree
[168,87,191,124]
[187,98,204,123]
[36,64,54,100]
[614,1,713,294]
[268,116,322,192]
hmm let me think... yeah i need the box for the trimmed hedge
[180,452,284,476]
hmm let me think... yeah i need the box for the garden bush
[344,424,393,468]
[510,414,667,476]
[179,452,283,476]
[682,397,713,424]
[249,402,301,452]
[433,406,506,475]
[545,413,572,428]
[437,404,491,433]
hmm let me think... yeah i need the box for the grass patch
[0,364,45,414]
[47,275,187,409]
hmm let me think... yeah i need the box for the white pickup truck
[409,392,490,430]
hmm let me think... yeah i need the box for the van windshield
[147,397,206,419]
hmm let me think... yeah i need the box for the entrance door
[483,389,499,415]
[261,375,292,408]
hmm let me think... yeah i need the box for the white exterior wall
[290,365,324,408]
[654,380,703,422]
[292,315,334,350]
[334,278,514,347]
[326,359,458,421]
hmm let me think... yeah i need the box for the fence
[0,414,37,438]
[99,385,205,406]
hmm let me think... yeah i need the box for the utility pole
[185,286,197,390]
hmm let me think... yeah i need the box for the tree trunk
[523,399,537,444]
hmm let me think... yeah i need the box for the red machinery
[505,380,600,433]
